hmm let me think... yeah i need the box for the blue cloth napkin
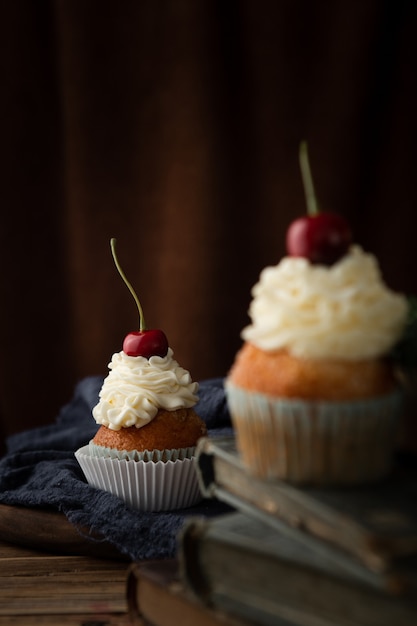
[0,377,233,561]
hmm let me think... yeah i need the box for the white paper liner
[225,381,403,485]
[75,445,202,511]
[88,441,195,462]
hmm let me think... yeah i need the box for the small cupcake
[225,144,409,485]
[75,239,206,510]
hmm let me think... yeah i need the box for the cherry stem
[110,238,146,332]
[299,141,319,216]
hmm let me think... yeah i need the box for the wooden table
[0,504,138,625]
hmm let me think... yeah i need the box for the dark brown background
[1,1,416,449]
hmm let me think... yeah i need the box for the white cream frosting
[92,348,199,430]
[242,246,408,360]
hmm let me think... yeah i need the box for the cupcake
[75,239,206,510]
[225,144,409,485]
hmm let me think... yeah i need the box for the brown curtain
[1,0,416,447]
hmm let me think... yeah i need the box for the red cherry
[286,211,352,266]
[123,329,169,358]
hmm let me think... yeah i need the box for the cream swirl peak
[92,348,199,430]
[242,246,408,360]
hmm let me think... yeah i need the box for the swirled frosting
[242,246,408,360]
[92,348,199,430]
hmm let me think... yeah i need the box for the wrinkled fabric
[0,377,233,561]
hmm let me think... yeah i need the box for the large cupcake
[225,145,409,485]
[75,239,206,510]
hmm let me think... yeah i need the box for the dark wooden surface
[0,503,127,560]
[0,536,135,625]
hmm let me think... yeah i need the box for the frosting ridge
[92,348,199,430]
[242,246,408,360]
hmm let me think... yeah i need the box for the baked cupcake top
[242,245,408,361]
[92,348,199,431]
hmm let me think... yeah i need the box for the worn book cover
[179,511,417,626]
[196,436,417,572]
[127,558,272,626]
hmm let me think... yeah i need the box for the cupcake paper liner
[75,445,202,511]
[225,381,403,485]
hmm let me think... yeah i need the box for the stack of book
[128,435,417,626]
[181,436,417,625]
